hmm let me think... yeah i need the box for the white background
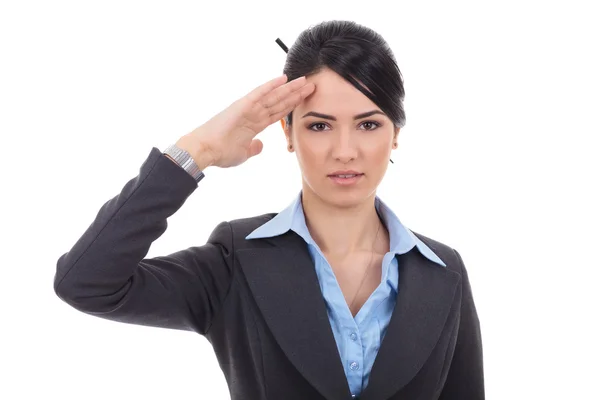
[1,0,598,399]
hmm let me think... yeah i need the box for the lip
[328,170,362,176]
[328,173,363,186]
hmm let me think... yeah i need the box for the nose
[331,129,358,163]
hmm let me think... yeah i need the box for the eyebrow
[301,110,385,121]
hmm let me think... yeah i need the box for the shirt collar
[245,191,447,268]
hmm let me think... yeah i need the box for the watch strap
[163,144,205,183]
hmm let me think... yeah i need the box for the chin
[316,183,375,208]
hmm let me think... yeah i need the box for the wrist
[175,135,216,171]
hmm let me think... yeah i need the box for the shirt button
[350,361,359,370]
[350,332,358,341]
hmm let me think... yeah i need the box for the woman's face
[284,67,399,207]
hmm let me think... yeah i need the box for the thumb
[247,139,263,159]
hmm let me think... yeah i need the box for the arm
[53,147,233,335]
[438,249,485,399]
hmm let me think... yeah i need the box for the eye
[360,120,382,131]
[308,122,329,132]
[307,120,382,132]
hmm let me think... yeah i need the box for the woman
[54,20,484,400]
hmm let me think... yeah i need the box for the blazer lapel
[237,230,352,400]
[360,248,461,400]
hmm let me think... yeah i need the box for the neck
[300,189,387,257]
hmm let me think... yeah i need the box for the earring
[390,142,397,163]
[288,144,293,151]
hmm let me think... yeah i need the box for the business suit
[245,188,450,398]
[54,147,485,400]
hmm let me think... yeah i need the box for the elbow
[53,253,72,302]
[52,253,123,313]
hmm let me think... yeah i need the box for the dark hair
[283,20,406,129]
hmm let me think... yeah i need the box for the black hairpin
[275,37,393,164]
[275,38,288,53]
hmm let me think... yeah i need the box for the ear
[281,118,291,139]
[392,127,401,148]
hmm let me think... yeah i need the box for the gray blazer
[53,147,485,400]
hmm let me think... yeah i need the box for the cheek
[363,138,392,159]
[296,147,322,174]
[294,139,328,181]
[295,134,323,160]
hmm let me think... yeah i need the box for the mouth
[327,173,364,185]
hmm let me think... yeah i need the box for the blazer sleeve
[53,147,234,335]
[438,249,485,399]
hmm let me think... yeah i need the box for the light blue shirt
[245,191,446,397]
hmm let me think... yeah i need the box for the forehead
[297,68,378,115]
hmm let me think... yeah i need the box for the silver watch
[163,144,205,183]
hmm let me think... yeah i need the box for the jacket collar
[245,191,447,272]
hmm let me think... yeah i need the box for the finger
[246,74,288,104]
[267,82,315,119]
[266,83,315,125]
[247,139,263,159]
[261,76,309,109]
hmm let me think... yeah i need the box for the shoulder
[205,213,276,245]
[410,230,465,275]
[207,213,279,248]
[227,213,277,235]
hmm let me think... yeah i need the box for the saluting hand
[175,75,315,170]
